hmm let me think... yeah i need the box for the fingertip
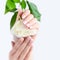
[11,41,15,47]
[31,35,36,40]
[16,9,23,20]
[18,9,23,16]
[19,37,24,41]
[22,9,30,19]
[23,14,34,26]
[27,36,33,42]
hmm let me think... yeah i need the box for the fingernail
[30,26,33,29]
[29,37,33,42]
[27,24,30,27]
[22,15,25,19]
[19,38,24,41]
[28,36,32,39]
[30,40,33,45]
[23,21,27,24]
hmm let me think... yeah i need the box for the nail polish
[30,26,33,29]
[27,24,30,27]
[23,21,27,24]
[22,15,25,19]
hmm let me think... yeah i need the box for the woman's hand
[9,9,40,60]
[9,37,33,60]
[16,9,40,40]
[17,9,39,30]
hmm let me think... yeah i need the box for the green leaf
[13,0,20,3]
[5,0,16,14]
[20,0,26,9]
[10,8,17,12]
[5,5,9,14]
[7,0,16,10]
[27,1,41,21]
[10,12,18,29]
[5,5,17,14]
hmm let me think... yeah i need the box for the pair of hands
[9,37,33,60]
[9,9,39,60]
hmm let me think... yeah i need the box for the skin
[9,9,39,60]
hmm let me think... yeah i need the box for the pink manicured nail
[22,15,25,19]
[30,26,33,29]
[23,21,27,24]
[30,39,33,44]
[29,37,33,42]
[27,24,30,27]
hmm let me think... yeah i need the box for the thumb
[16,9,23,20]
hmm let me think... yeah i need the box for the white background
[0,0,60,60]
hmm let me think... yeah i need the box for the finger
[10,38,24,55]
[31,35,37,40]
[12,38,24,54]
[24,46,33,60]
[14,36,31,58]
[22,10,30,19]
[19,39,32,60]
[18,9,23,16]
[30,23,40,30]
[13,36,19,42]
[23,14,34,25]
[16,9,23,20]
[26,18,37,28]
[11,41,15,48]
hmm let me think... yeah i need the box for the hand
[16,9,40,40]
[9,37,33,60]
[17,9,39,30]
